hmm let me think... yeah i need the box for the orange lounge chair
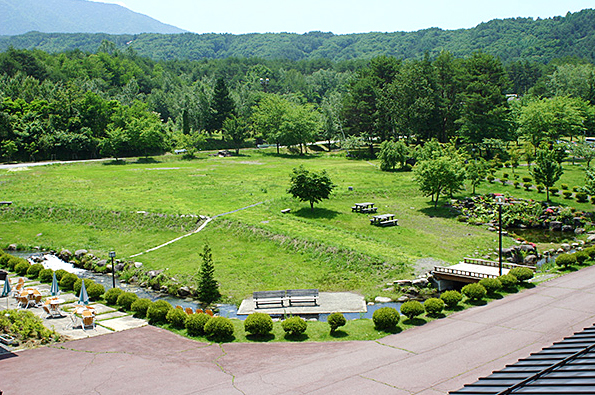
[185,307,194,315]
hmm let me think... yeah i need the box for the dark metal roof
[451,324,595,395]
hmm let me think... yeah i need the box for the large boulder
[177,286,192,297]
[96,259,107,268]
[519,244,536,253]
[74,249,88,259]
[561,225,574,232]
[549,221,563,231]
[114,263,125,272]
[58,249,72,261]
[587,234,595,243]
[524,255,538,265]
[7,244,17,251]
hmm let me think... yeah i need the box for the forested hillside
[1,9,594,63]
[1,41,594,164]
[0,0,185,35]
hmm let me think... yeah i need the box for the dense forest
[1,36,594,163]
[1,9,595,64]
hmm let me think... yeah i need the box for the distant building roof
[451,323,595,394]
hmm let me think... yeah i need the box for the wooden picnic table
[370,213,398,227]
[352,202,378,213]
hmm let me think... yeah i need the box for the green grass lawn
[1,150,590,301]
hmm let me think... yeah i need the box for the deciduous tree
[288,165,335,211]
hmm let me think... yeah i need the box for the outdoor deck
[237,292,367,316]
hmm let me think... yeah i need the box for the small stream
[10,252,400,321]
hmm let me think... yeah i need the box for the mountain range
[1,3,594,64]
[0,0,185,35]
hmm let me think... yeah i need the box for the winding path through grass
[129,201,265,258]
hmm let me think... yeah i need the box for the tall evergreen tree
[196,243,220,305]
[207,77,235,132]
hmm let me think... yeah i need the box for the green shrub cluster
[130,298,152,318]
[281,317,307,336]
[423,298,445,317]
[584,247,595,259]
[87,283,105,301]
[244,312,273,336]
[104,287,124,305]
[204,316,234,341]
[498,274,518,288]
[479,278,502,294]
[0,309,58,345]
[576,192,588,203]
[556,253,576,269]
[462,283,487,301]
[327,312,346,333]
[440,290,462,308]
[400,300,425,320]
[54,269,68,280]
[15,261,31,276]
[59,273,78,291]
[116,292,138,311]
[166,308,188,329]
[509,267,534,282]
[186,313,211,336]
[573,251,589,265]
[146,300,172,324]
[372,307,399,330]
[26,263,44,279]
[38,268,54,283]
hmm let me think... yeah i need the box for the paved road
[3,266,595,394]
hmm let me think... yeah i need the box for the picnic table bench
[352,202,378,214]
[0,201,12,206]
[286,289,319,306]
[370,213,398,227]
[253,290,286,308]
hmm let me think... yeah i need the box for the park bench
[253,290,286,308]
[286,289,319,306]
[370,214,398,227]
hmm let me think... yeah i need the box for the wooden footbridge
[432,258,533,284]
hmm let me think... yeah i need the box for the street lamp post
[259,77,269,93]
[109,251,116,289]
[495,195,505,276]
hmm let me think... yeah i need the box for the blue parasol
[1,278,10,297]
[50,272,59,296]
[78,279,89,305]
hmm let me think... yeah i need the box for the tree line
[0,44,594,163]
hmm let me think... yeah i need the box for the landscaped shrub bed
[104,287,124,305]
[166,308,188,329]
[0,310,61,347]
[204,316,234,340]
[186,313,211,336]
[131,298,152,318]
[440,290,462,308]
[146,300,172,324]
[479,278,502,294]
[116,291,138,311]
[423,298,445,317]
[462,283,487,301]
[400,301,425,320]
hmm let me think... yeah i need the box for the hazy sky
[92,0,594,35]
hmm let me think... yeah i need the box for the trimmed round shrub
[116,291,138,311]
[6,256,26,271]
[15,261,31,276]
[584,246,595,259]
[372,307,400,330]
[563,191,573,199]
[26,263,44,279]
[462,283,487,301]
[576,192,589,203]
[38,268,54,283]
[204,316,234,341]
[146,300,173,325]
[556,253,576,269]
[440,290,462,309]
[423,298,445,317]
[400,300,425,320]
[59,273,78,291]
[166,308,188,329]
[327,312,347,333]
[509,267,535,282]
[54,269,68,281]
[550,187,559,195]
[0,253,10,268]
[573,251,589,265]
[522,176,532,183]
[131,298,152,318]
[104,287,124,305]
[73,278,95,295]
[498,274,518,289]
[87,283,105,301]
[561,183,569,190]
[244,312,273,336]
[281,317,307,336]
[186,313,211,336]
[479,278,502,294]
